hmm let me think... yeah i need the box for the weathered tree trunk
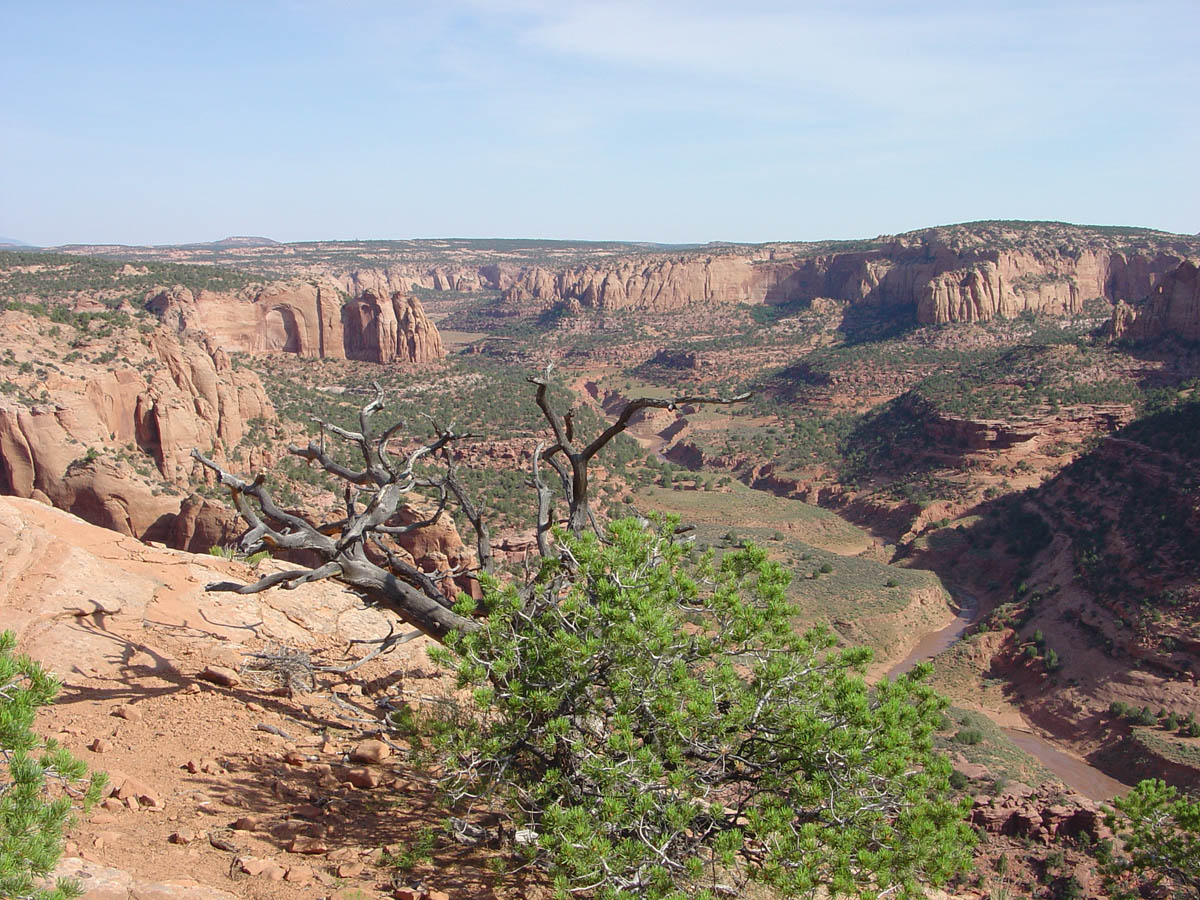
[195,374,748,645]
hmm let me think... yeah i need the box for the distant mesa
[0,236,32,248]
[200,236,280,248]
[496,220,1200,326]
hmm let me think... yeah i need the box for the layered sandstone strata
[499,225,1200,325]
[150,281,445,364]
[341,290,445,364]
[1108,260,1200,342]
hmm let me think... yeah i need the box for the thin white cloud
[456,0,1198,124]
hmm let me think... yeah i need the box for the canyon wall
[1109,260,1200,342]
[339,263,521,296]
[149,279,346,359]
[0,328,272,550]
[341,290,445,364]
[497,228,1199,326]
[501,254,766,312]
[150,280,446,365]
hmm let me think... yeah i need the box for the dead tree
[194,375,748,644]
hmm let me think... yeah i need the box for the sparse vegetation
[0,631,107,900]
[5,221,1200,897]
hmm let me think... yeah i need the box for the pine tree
[0,632,107,900]
[421,520,975,899]
[1105,779,1200,898]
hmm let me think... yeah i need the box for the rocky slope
[0,306,275,550]
[500,222,1200,326]
[1109,259,1200,342]
[916,398,1200,789]
[0,495,499,900]
[149,280,446,365]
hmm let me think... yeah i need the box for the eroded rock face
[0,314,272,551]
[499,226,1199,325]
[503,255,764,312]
[151,281,445,365]
[1110,260,1200,342]
[341,290,446,364]
[141,335,275,481]
[340,262,521,296]
[149,279,347,360]
[970,791,1110,845]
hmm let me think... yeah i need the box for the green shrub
[0,631,107,900]
[954,728,985,746]
[1105,779,1200,898]
[423,521,975,899]
[1132,706,1157,727]
[380,824,438,872]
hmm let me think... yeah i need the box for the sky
[2,0,1197,246]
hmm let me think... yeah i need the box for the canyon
[59,222,1200,330]
[3,219,1200,899]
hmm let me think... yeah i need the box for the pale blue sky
[2,1,1197,246]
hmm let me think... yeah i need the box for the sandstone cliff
[502,254,765,312]
[498,223,1200,326]
[1107,259,1200,342]
[341,290,446,364]
[149,279,347,359]
[0,309,274,550]
[339,263,521,296]
[150,280,446,365]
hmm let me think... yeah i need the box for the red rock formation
[149,279,348,360]
[1111,259,1200,342]
[152,281,446,365]
[342,290,446,364]
[499,225,1200,325]
[909,396,1133,455]
[503,255,764,312]
[0,318,272,551]
[970,791,1109,844]
[339,263,521,297]
[138,334,275,480]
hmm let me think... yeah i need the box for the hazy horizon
[4,216,1199,252]
[3,1,1197,247]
